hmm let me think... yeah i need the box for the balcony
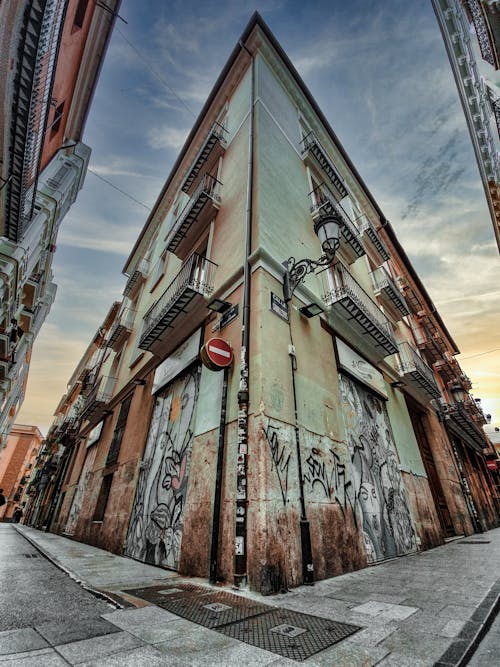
[395,342,441,400]
[108,307,136,352]
[123,258,150,298]
[309,184,365,264]
[181,122,228,195]
[166,174,222,259]
[322,263,398,356]
[301,131,348,198]
[139,253,217,354]
[370,266,409,321]
[80,375,117,423]
[445,401,488,453]
[357,215,390,262]
[466,0,498,68]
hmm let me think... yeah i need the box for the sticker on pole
[200,337,233,371]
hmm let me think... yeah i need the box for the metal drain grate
[122,584,360,661]
[23,553,38,558]
[216,608,360,662]
[458,540,491,545]
[124,583,214,603]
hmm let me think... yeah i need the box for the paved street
[0,523,499,666]
[467,611,500,666]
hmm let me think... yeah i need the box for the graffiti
[263,421,291,506]
[64,445,97,535]
[125,366,200,570]
[303,446,356,522]
[339,374,416,563]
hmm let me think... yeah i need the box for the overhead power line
[88,168,151,211]
[460,347,500,361]
[116,27,197,119]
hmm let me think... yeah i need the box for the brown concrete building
[29,13,498,593]
[0,424,42,521]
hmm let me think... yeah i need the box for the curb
[434,580,500,667]
[13,525,125,610]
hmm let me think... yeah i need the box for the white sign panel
[336,338,388,399]
[152,329,202,394]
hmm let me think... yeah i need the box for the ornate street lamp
[282,214,342,302]
[450,383,467,404]
[280,212,343,586]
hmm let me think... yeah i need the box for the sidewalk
[8,525,500,666]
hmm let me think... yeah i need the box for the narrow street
[0,525,119,657]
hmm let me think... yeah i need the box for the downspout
[209,366,229,583]
[234,40,255,588]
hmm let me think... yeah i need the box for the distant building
[0,424,42,521]
[433,0,500,252]
[0,0,120,446]
[29,13,499,592]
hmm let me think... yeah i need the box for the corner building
[44,14,498,592]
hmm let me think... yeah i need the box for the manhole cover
[155,590,270,628]
[123,583,215,603]
[216,608,360,661]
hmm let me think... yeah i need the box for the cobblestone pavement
[1,524,498,666]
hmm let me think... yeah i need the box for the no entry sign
[200,337,233,371]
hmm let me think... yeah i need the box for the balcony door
[339,373,417,562]
[125,364,200,570]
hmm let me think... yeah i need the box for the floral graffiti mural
[125,365,200,569]
[339,374,416,562]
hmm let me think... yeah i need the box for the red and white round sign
[201,337,233,370]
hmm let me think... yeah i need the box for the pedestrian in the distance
[13,506,23,523]
[0,488,5,507]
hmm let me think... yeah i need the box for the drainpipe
[209,366,229,583]
[288,328,314,584]
[234,40,255,588]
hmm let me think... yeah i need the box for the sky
[16,0,500,433]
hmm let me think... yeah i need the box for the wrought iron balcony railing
[396,342,441,399]
[123,258,150,298]
[108,307,136,351]
[166,173,222,257]
[322,263,398,356]
[139,253,217,351]
[357,215,390,261]
[80,375,117,422]
[370,266,409,319]
[465,0,497,68]
[309,184,365,264]
[181,122,228,195]
[445,400,488,452]
[300,131,348,198]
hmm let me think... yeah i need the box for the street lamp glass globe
[314,215,341,254]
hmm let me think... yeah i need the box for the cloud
[147,125,190,151]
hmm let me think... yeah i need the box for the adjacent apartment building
[0,424,42,521]
[433,0,500,252]
[26,13,499,593]
[0,0,120,446]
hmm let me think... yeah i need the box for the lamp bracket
[283,250,336,302]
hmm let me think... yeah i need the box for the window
[105,395,132,466]
[150,250,169,292]
[73,0,89,28]
[92,474,113,521]
[50,101,65,135]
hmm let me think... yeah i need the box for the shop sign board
[153,329,201,394]
[336,337,388,398]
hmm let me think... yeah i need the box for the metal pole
[209,366,229,583]
[234,39,255,588]
[288,326,314,585]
